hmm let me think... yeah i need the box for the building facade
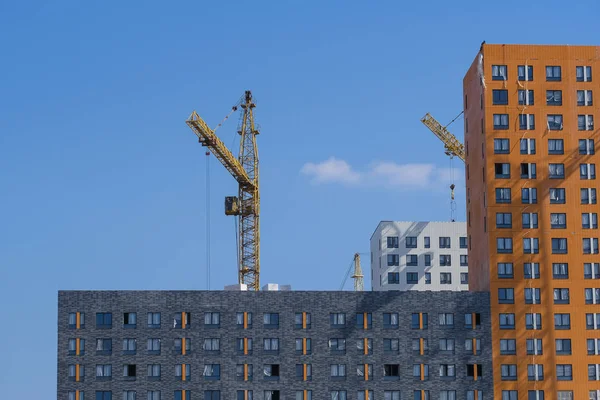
[464,44,600,399]
[58,290,491,400]
[370,221,468,291]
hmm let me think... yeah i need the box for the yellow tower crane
[186,90,261,290]
[340,253,364,291]
[420,112,465,221]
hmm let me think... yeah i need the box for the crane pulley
[186,91,261,290]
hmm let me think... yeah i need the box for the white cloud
[301,158,463,190]
[300,157,361,185]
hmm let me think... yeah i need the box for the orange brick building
[464,44,600,399]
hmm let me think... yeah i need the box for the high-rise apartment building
[370,221,468,291]
[464,44,599,399]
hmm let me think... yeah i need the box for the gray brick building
[58,290,492,400]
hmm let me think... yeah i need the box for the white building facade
[370,221,468,291]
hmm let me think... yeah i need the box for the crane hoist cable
[206,151,211,290]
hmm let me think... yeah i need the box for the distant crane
[340,253,364,291]
[186,91,261,290]
[420,112,465,221]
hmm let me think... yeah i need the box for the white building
[370,221,468,291]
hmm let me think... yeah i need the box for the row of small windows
[491,64,592,82]
[495,187,597,204]
[495,212,597,229]
[498,312,600,331]
[386,254,467,267]
[68,362,485,381]
[495,236,599,254]
[387,272,468,286]
[500,337,600,357]
[496,262,600,279]
[493,162,596,179]
[385,236,467,249]
[498,363,600,382]
[491,113,593,131]
[497,287,600,305]
[492,89,594,106]
[68,312,480,330]
[67,390,486,400]
[494,138,595,156]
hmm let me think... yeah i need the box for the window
[521,163,536,178]
[552,238,568,254]
[522,188,537,204]
[412,338,428,353]
[464,338,481,354]
[524,263,540,279]
[460,255,468,266]
[549,163,565,179]
[502,391,517,400]
[438,364,455,379]
[424,236,430,248]
[546,65,561,81]
[68,364,85,381]
[356,313,372,329]
[528,364,544,381]
[440,273,452,284]
[522,212,538,228]
[235,313,252,329]
[460,236,467,248]
[546,90,562,105]
[519,114,535,130]
[439,338,455,352]
[498,288,514,304]
[496,213,512,228]
[387,236,399,248]
[145,338,159,353]
[438,313,454,327]
[96,338,112,354]
[96,313,112,329]
[263,313,279,327]
[577,90,593,106]
[494,138,510,154]
[68,312,85,329]
[501,364,517,381]
[466,392,481,400]
[492,65,507,80]
[387,254,399,266]
[466,364,482,379]
[68,338,85,355]
[263,338,279,351]
[424,254,431,267]
[123,365,137,379]
[493,89,508,105]
[383,364,400,378]
[439,237,451,248]
[556,365,572,381]
[295,364,312,381]
[439,255,451,266]
[584,238,599,254]
[547,114,563,130]
[521,138,535,154]
[582,188,597,204]
[525,288,541,304]
[357,392,373,400]
[204,312,220,326]
[330,364,346,377]
[589,339,600,355]
[406,254,418,266]
[460,273,468,284]
[550,188,566,204]
[581,163,597,179]
[556,338,572,354]
[528,391,544,400]
[523,237,539,254]
[548,139,564,155]
[173,312,190,329]
[498,263,514,278]
[384,392,400,400]
[496,188,511,203]
[329,338,346,352]
[590,364,600,380]
[411,313,428,329]
[494,114,509,129]
[147,364,160,378]
[295,338,311,354]
[357,364,373,380]
[577,65,592,81]
[499,313,515,329]
[96,364,112,379]
[176,364,192,380]
[383,313,398,328]
[264,391,280,400]
[553,288,570,304]
[553,263,568,278]
[518,89,534,105]
[407,272,418,284]
[557,393,572,400]
[122,338,136,354]
[585,263,600,279]
[497,238,513,253]
[580,139,595,155]
[148,392,161,400]
[123,312,136,327]
[387,272,399,284]
[526,313,542,330]
[201,364,219,379]
[203,338,219,351]
[587,313,600,329]
[331,392,346,400]
[550,213,566,229]
[495,163,510,178]
[413,364,429,379]
[579,115,595,131]
[586,288,600,304]
[330,313,345,326]
[383,338,399,352]
[95,392,111,400]
[294,312,311,329]
[405,236,417,248]
[205,391,220,400]
[175,338,191,354]
[500,339,516,355]
[518,65,533,81]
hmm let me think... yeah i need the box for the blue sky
[1,0,598,396]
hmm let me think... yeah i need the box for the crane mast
[186,91,261,291]
[352,253,364,292]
